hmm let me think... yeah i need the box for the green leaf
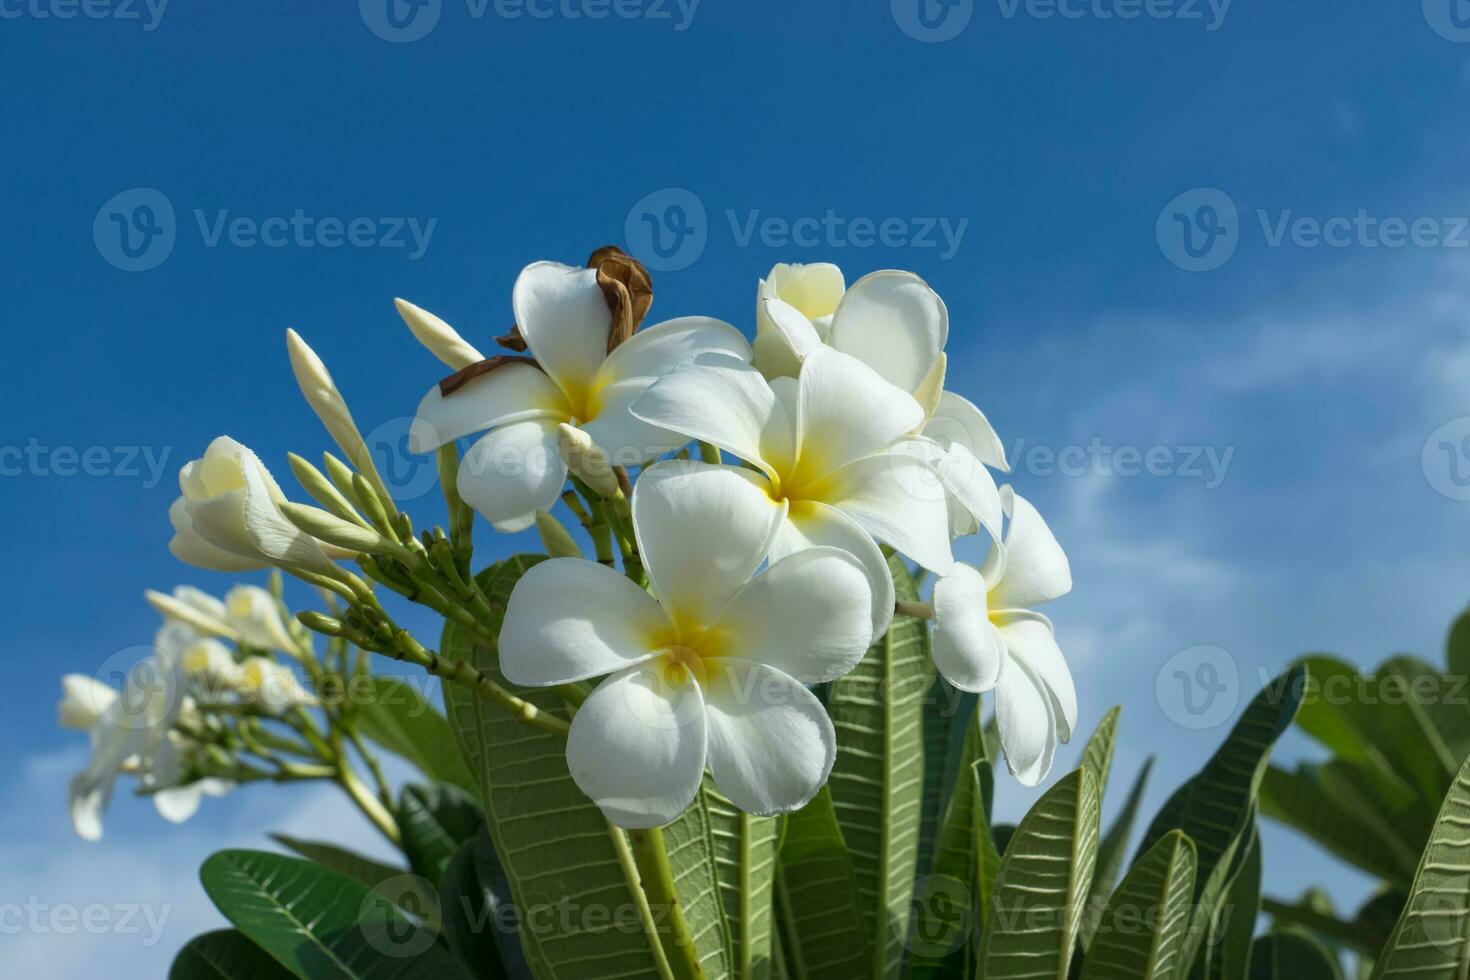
[1361,657,1460,806]
[1079,707,1121,798]
[1136,665,1306,972]
[1208,820,1261,980]
[662,782,737,976]
[1077,830,1196,980]
[355,675,478,795]
[691,784,780,979]
[1259,765,1416,887]
[1369,753,1470,979]
[826,554,935,979]
[1261,891,1396,960]
[398,781,483,887]
[441,554,673,980]
[1079,758,1154,952]
[199,849,463,979]
[1248,933,1343,980]
[774,785,872,979]
[170,929,295,980]
[269,834,410,892]
[975,768,1101,980]
[918,677,979,875]
[438,827,527,980]
[1444,608,1470,679]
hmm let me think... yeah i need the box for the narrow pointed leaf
[826,554,935,979]
[170,929,296,980]
[663,782,738,976]
[774,786,871,979]
[1077,830,1196,980]
[269,834,410,892]
[1079,758,1154,951]
[975,768,1101,980]
[398,781,483,887]
[354,676,478,795]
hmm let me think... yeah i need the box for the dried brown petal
[588,245,654,352]
[494,324,528,352]
[438,354,542,397]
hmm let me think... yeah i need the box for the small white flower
[757,265,1008,540]
[169,437,341,575]
[146,731,233,825]
[238,657,317,714]
[180,637,243,698]
[500,462,874,828]
[144,586,239,641]
[57,674,119,731]
[930,488,1075,787]
[408,260,752,532]
[631,346,955,641]
[224,585,298,654]
[66,624,194,840]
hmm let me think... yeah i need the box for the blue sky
[6,1,1470,973]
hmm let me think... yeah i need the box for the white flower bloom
[180,637,243,698]
[169,437,340,575]
[930,488,1075,787]
[224,585,298,654]
[238,657,316,714]
[146,731,233,824]
[757,266,1008,540]
[67,624,194,840]
[144,586,239,641]
[631,346,955,641]
[58,674,118,731]
[500,462,874,828]
[408,261,752,532]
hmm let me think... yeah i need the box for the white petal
[771,501,894,643]
[59,675,118,731]
[566,663,707,828]
[596,316,753,388]
[712,547,873,684]
[580,377,686,467]
[408,364,570,453]
[931,564,1003,693]
[988,488,1072,609]
[752,330,804,381]
[761,297,824,361]
[994,651,1059,788]
[630,353,795,478]
[512,261,612,397]
[938,444,1003,543]
[68,772,109,841]
[702,659,835,816]
[154,786,203,823]
[500,558,667,686]
[928,391,1009,472]
[168,498,264,572]
[819,451,955,574]
[633,461,785,630]
[457,419,568,533]
[239,451,333,574]
[995,612,1076,743]
[225,585,297,653]
[828,271,948,394]
[762,263,846,322]
[790,348,925,484]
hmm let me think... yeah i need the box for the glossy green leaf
[169,929,295,980]
[439,826,526,980]
[1369,753,1470,979]
[1077,830,1196,980]
[441,554,673,980]
[975,768,1101,980]
[398,781,483,887]
[1362,657,1459,806]
[269,834,411,892]
[1248,933,1343,980]
[826,554,935,979]
[774,785,871,979]
[199,849,463,979]
[1079,758,1154,952]
[355,675,478,795]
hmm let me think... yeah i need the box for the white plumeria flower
[58,674,119,731]
[169,437,343,574]
[500,462,874,828]
[930,488,1075,787]
[181,637,244,699]
[144,586,240,641]
[238,657,317,714]
[66,623,194,840]
[630,346,954,641]
[758,265,1008,541]
[146,730,233,824]
[408,261,751,532]
[224,585,298,654]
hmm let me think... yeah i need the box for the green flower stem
[698,441,721,465]
[344,725,394,808]
[337,762,402,846]
[629,826,707,980]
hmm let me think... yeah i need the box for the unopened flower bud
[394,298,484,370]
[557,423,620,499]
[279,502,397,556]
[285,329,395,508]
[287,453,366,525]
[534,510,583,558]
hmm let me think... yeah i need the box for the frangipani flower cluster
[65,246,1078,844]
